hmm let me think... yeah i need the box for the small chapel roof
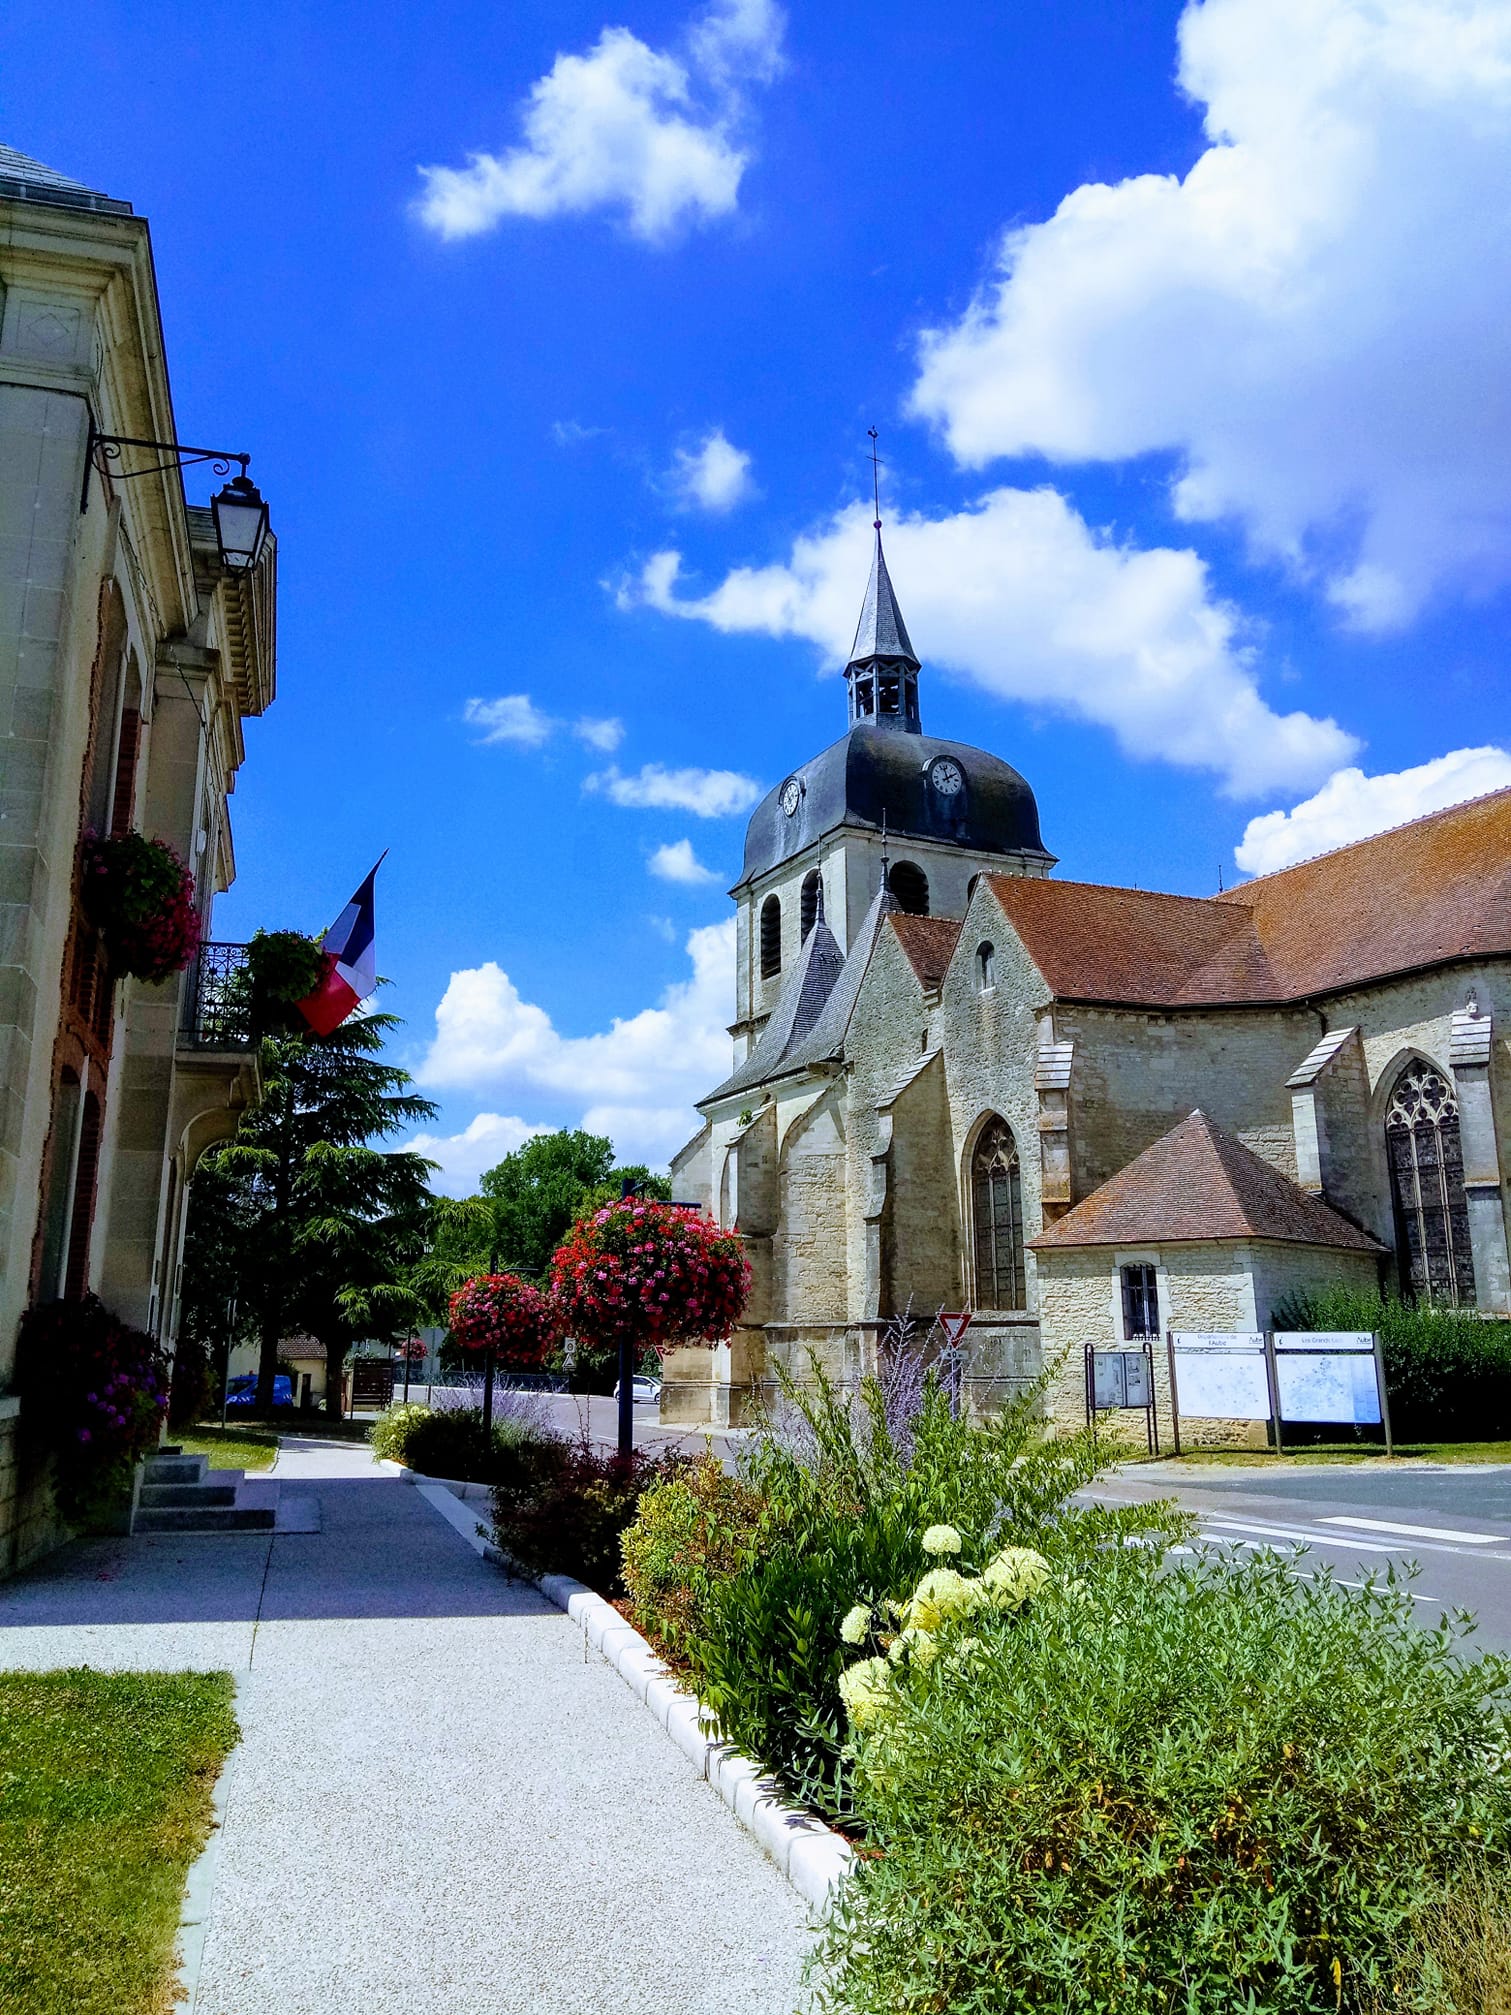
[986,785,1511,1007]
[1028,1111,1385,1253]
[0,141,132,214]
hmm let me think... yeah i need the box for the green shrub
[812,1551,1511,2015]
[368,1402,565,1489]
[491,1443,687,1595]
[687,1362,1187,1823]
[1280,1284,1511,1438]
[620,1456,763,1662]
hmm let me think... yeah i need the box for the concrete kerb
[382,1456,853,1912]
[177,1671,249,2013]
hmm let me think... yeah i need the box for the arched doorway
[971,1116,1025,1310]
[1385,1059,1477,1304]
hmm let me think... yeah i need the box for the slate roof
[0,141,131,214]
[986,786,1511,1007]
[1028,1111,1385,1253]
[889,914,961,988]
[849,528,919,667]
[702,885,899,1105]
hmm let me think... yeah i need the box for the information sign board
[1091,1350,1152,1410]
[1170,1332,1270,1421]
[1272,1331,1383,1425]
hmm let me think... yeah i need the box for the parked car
[224,1374,294,1409]
[612,1375,662,1406]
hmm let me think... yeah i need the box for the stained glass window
[1385,1059,1477,1305]
[972,1117,1025,1310]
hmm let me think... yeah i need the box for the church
[663,525,1511,1435]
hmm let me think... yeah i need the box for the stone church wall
[1057,1002,1312,1199]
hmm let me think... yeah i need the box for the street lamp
[81,421,271,572]
[210,471,270,573]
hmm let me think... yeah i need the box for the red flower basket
[448,1272,561,1371]
[550,1200,750,1357]
[81,832,201,983]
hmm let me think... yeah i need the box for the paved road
[0,1437,811,2015]
[1094,1460,1511,1649]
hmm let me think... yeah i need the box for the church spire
[845,430,922,733]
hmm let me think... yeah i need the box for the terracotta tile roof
[1212,785,1511,998]
[1028,1110,1385,1253]
[889,914,961,988]
[986,786,1511,1006]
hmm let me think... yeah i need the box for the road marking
[1202,1514,1400,1553]
[1318,1515,1504,1545]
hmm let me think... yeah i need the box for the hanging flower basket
[242,928,327,1032]
[550,1200,750,1357]
[448,1272,562,1370]
[80,832,201,983]
[16,1295,171,1520]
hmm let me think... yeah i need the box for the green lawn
[177,1424,279,1471]
[1154,1439,1511,1467]
[0,1669,238,2015]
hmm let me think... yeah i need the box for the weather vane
[867,426,883,530]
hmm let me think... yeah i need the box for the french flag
[296,859,382,1037]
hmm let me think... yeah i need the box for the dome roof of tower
[738,722,1049,889]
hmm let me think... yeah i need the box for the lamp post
[80,423,271,573]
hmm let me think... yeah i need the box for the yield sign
[939,1310,973,1345]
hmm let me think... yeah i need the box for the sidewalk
[0,1437,812,2014]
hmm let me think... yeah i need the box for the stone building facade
[666,535,1511,1429]
[0,144,277,1569]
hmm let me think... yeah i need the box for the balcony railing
[179,941,255,1052]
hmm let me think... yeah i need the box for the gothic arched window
[976,941,996,992]
[800,871,821,943]
[888,860,929,916]
[1386,1059,1477,1304]
[759,894,782,980]
[971,1116,1025,1310]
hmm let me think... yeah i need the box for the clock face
[780,776,802,817]
[929,757,965,797]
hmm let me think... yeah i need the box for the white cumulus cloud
[415,920,735,1168]
[584,760,763,816]
[629,493,1356,798]
[406,1113,555,1198]
[416,0,784,243]
[1235,745,1511,875]
[463,695,555,747]
[649,837,722,884]
[672,428,754,512]
[910,0,1511,631]
[575,715,625,752]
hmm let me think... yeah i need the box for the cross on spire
[867,426,883,530]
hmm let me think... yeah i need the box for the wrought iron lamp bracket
[80,423,250,513]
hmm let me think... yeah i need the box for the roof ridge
[1221,781,1511,897]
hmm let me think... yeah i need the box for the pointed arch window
[888,860,929,916]
[1386,1059,1477,1304]
[759,894,782,980]
[972,1116,1025,1310]
[800,871,821,943]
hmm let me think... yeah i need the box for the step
[132,1505,277,1534]
[138,1482,237,1509]
[143,1455,209,1486]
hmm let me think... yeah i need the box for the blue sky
[6,0,1510,1185]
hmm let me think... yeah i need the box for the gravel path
[0,1438,813,2014]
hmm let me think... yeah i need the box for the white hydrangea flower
[838,1656,896,1730]
[840,1603,872,1645]
[921,1523,963,1556]
[980,1546,1052,1610]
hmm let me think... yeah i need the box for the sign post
[1084,1342,1159,1455]
[937,1310,973,1418]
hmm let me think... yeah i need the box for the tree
[183,1003,438,1416]
[475,1130,670,1282]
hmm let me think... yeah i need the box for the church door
[1385,1059,1477,1305]
[971,1117,1025,1310]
